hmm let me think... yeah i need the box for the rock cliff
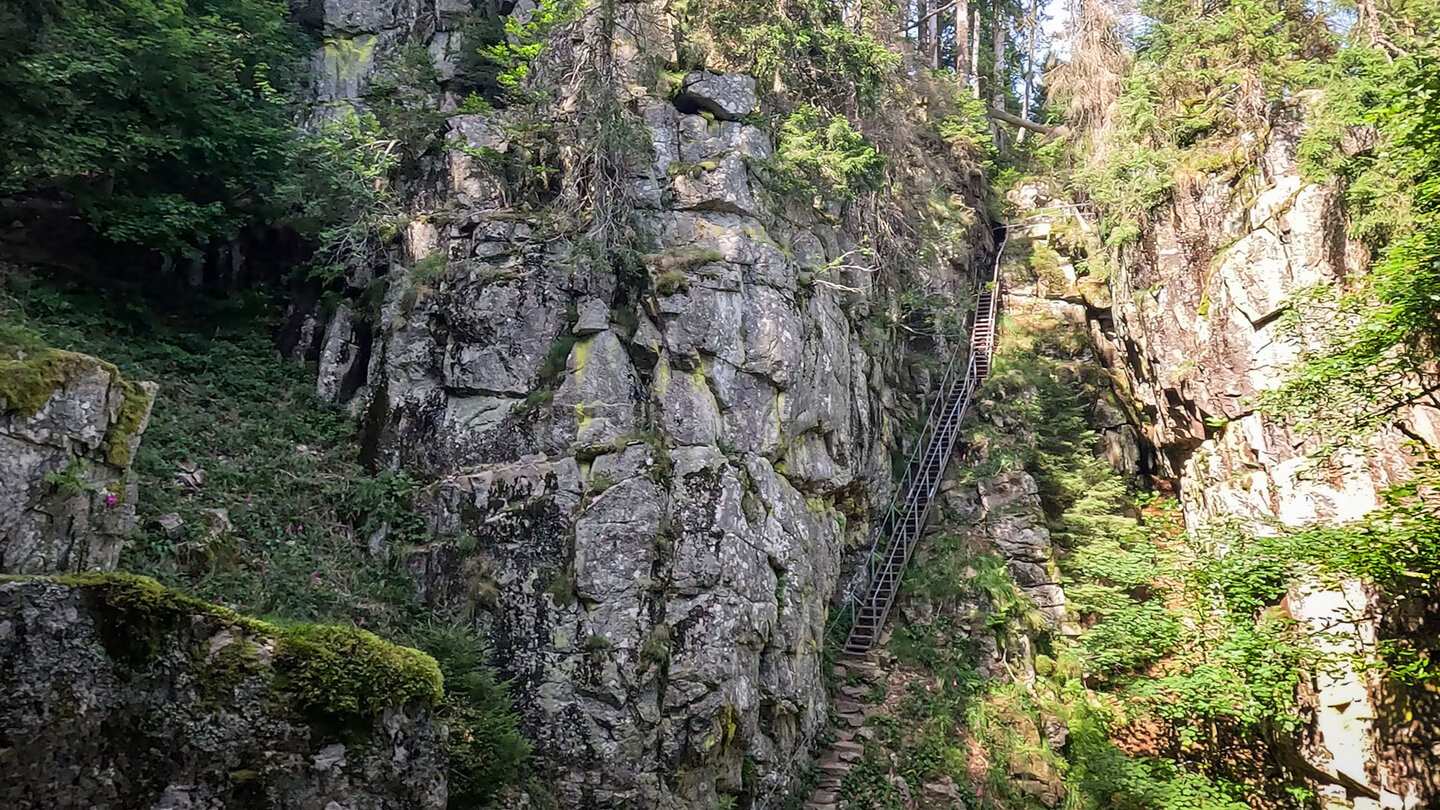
[285,1,992,806]
[1076,108,1438,809]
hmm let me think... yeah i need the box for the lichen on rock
[1,341,157,574]
[0,573,446,810]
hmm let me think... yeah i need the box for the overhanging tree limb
[986,105,1068,138]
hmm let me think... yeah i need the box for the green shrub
[408,625,530,808]
[0,0,302,255]
[768,106,885,203]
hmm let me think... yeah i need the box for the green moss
[641,624,671,667]
[102,378,152,467]
[654,268,686,296]
[546,568,577,606]
[198,638,263,703]
[21,573,442,725]
[0,338,152,467]
[0,345,96,417]
[272,624,443,725]
[53,572,245,670]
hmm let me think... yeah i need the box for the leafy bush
[0,0,302,255]
[408,626,530,808]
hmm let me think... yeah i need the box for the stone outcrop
[1084,107,1436,809]
[1091,114,1431,524]
[283,1,991,806]
[1,347,156,574]
[0,575,446,810]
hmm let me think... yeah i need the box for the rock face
[0,576,446,810]
[287,2,990,805]
[1088,107,1434,808]
[0,348,156,574]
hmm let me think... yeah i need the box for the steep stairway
[841,230,1005,655]
[795,233,1005,810]
[803,652,891,810]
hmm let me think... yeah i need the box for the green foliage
[0,0,302,255]
[1266,51,1440,445]
[768,106,885,203]
[408,625,531,808]
[366,41,445,162]
[474,0,578,103]
[3,270,424,625]
[680,0,900,111]
[284,110,403,285]
[641,624,671,667]
[1131,0,1329,143]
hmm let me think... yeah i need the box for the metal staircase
[841,230,1005,655]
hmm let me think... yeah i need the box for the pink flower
[103,493,118,507]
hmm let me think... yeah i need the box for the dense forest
[1,0,1438,809]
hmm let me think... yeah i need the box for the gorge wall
[288,1,994,806]
[1072,107,1438,809]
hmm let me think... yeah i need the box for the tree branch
[896,0,961,34]
[986,106,1068,138]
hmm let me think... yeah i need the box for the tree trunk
[991,8,1006,110]
[986,105,1060,135]
[1019,0,1038,141]
[917,0,929,57]
[956,0,971,89]
[928,0,941,69]
[970,8,982,99]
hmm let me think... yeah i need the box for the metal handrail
[842,227,1006,653]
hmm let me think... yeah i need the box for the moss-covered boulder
[0,574,446,810]
[0,343,156,573]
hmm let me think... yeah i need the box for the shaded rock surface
[0,577,445,810]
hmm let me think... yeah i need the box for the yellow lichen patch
[571,336,594,377]
[321,35,377,84]
[654,356,673,395]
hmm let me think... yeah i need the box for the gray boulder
[675,72,759,120]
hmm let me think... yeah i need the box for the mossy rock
[21,573,443,725]
[0,341,155,467]
[273,624,444,726]
[0,345,100,418]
